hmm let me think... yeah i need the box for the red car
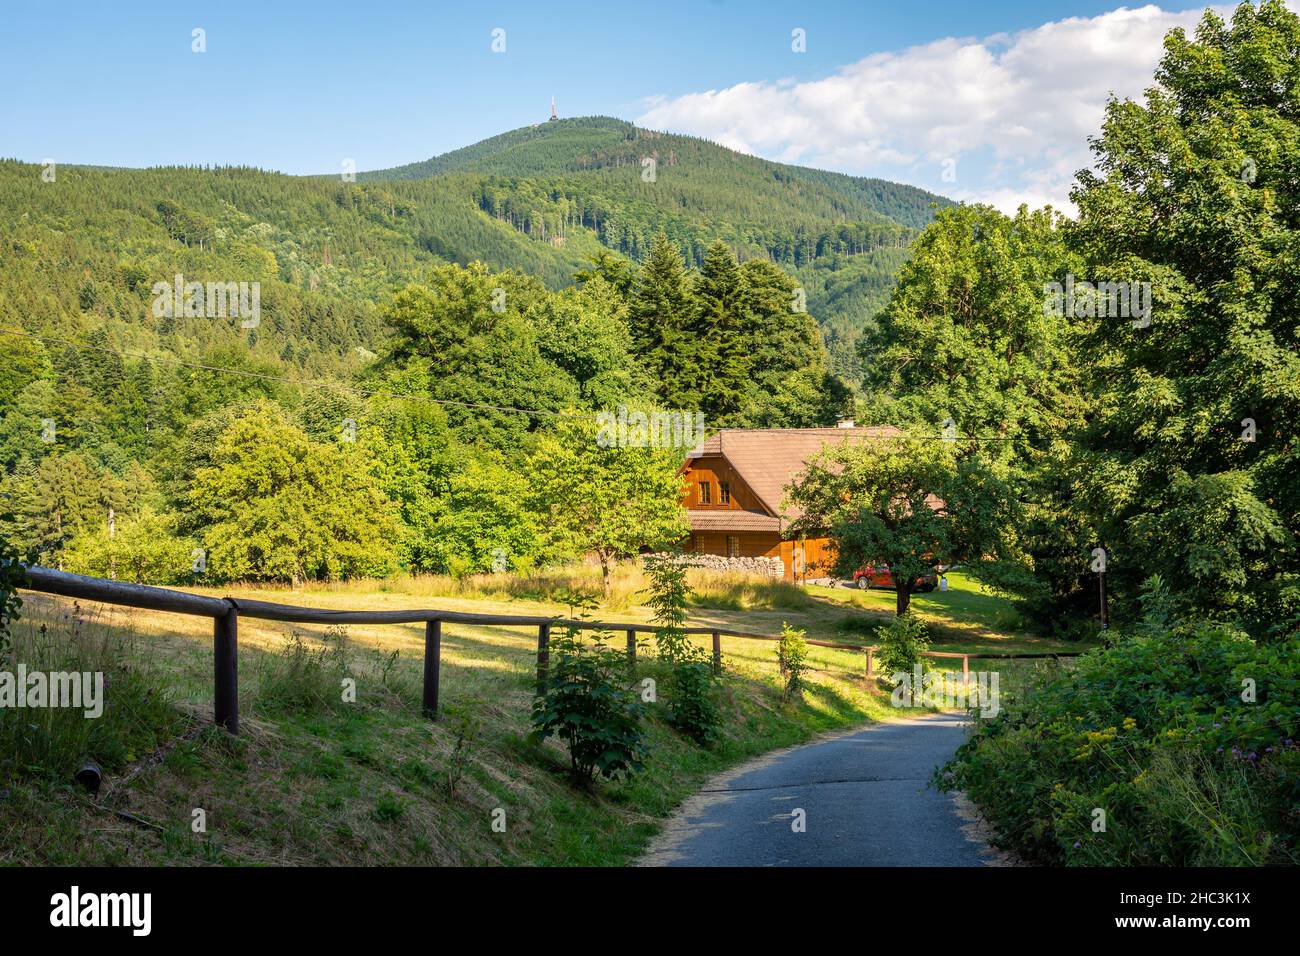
[853,565,938,592]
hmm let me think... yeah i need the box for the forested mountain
[363,116,953,372]
[2,111,931,580]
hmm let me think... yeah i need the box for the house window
[719,482,731,505]
[698,481,711,505]
[727,535,740,558]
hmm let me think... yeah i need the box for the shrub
[643,550,721,743]
[936,591,1300,865]
[876,611,931,686]
[641,550,693,661]
[62,507,195,584]
[665,658,720,744]
[531,625,645,783]
[777,623,810,701]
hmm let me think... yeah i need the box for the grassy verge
[0,564,1049,866]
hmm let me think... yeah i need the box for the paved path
[641,713,1002,867]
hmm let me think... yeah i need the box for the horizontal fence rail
[16,565,1083,734]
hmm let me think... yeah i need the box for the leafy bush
[531,625,646,783]
[937,592,1300,865]
[875,611,931,686]
[62,508,195,585]
[777,623,810,701]
[643,550,720,743]
[642,551,693,661]
[666,658,720,744]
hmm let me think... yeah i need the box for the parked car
[852,565,938,592]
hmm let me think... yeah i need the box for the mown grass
[0,563,1059,866]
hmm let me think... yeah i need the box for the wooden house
[680,426,904,582]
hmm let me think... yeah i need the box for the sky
[0,1,1252,211]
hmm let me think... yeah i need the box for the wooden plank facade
[679,426,903,582]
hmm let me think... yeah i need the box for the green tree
[1067,0,1300,626]
[787,438,1019,614]
[379,263,578,448]
[859,203,1089,623]
[427,456,540,574]
[688,240,751,422]
[739,258,848,427]
[860,204,1081,445]
[529,417,688,596]
[533,278,651,408]
[63,506,194,584]
[5,453,107,568]
[629,233,696,406]
[188,403,400,584]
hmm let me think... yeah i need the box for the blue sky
[0,1,1235,207]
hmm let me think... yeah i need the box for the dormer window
[698,481,711,505]
[720,482,731,505]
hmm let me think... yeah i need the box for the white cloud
[636,4,1233,213]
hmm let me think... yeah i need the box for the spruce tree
[692,240,751,423]
[629,232,695,407]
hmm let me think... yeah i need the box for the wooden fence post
[712,631,722,674]
[423,620,442,718]
[626,628,637,666]
[536,622,551,688]
[962,654,970,687]
[214,605,239,734]
[866,646,875,680]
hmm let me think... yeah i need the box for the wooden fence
[16,565,1081,734]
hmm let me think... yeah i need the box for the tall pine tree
[629,232,696,408]
[690,240,751,423]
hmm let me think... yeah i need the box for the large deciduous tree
[860,203,1082,445]
[379,262,578,449]
[1068,0,1300,628]
[787,438,1019,614]
[528,418,688,596]
[188,403,399,584]
[858,203,1091,624]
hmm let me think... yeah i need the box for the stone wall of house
[649,552,784,578]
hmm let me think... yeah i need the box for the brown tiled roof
[688,426,906,527]
[686,510,781,533]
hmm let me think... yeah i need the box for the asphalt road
[641,713,999,867]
